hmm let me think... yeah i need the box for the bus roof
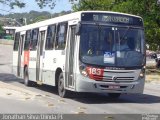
[3,26,20,30]
[15,11,142,32]
[80,11,142,18]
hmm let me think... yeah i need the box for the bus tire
[108,93,121,99]
[58,72,70,98]
[24,67,32,86]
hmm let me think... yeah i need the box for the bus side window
[13,32,20,51]
[24,30,31,50]
[30,29,39,51]
[45,25,56,50]
[55,22,68,50]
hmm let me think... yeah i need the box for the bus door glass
[17,34,25,77]
[36,30,46,81]
[13,32,20,76]
[28,29,39,81]
[65,25,76,88]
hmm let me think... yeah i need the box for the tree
[0,25,4,33]
[73,0,115,11]
[0,25,4,38]
[73,0,160,50]
[30,15,49,24]
[0,0,56,9]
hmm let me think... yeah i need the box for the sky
[0,0,72,15]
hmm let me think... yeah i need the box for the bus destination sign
[81,13,143,26]
[94,15,130,23]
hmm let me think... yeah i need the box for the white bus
[12,11,146,98]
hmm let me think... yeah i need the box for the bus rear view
[76,12,145,98]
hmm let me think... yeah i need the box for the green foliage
[73,0,115,11]
[2,10,71,25]
[0,0,25,9]
[1,11,51,25]
[31,15,50,24]
[0,25,4,34]
[0,0,56,9]
[73,0,160,50]
[35,0,56,9]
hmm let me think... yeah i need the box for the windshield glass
[79,24,145,67]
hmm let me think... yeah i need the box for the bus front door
[36,31,45,83]
[65,25,76,89]
[17,34,24,77]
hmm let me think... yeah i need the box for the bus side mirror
[75,23,81,35]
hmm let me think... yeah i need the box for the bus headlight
[79,63,88,77]
[138,66,145,79]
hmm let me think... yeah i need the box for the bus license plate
[108,85,120,89]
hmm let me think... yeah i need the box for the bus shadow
[71,93,160,104]
[32,84,160,105]
[0,73,59,96]
[0,62,12,65]
[0,73,160,104]
[0,73,21,82]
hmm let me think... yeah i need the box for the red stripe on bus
[24,51,30,66]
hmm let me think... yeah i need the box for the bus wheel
[58,72,70,98]
[24,68,31,86]
[108,93,121,99]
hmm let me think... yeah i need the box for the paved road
[0,44,160,114]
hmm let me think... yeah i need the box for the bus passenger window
[30,29,39,51]
[56,23,68,50]
[45,25,56,50]
[24,30,31,50]
[13,32,20,51]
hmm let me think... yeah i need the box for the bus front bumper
[75,75,145,94]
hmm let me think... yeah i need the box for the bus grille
[102,76,135,82]
[93,70,137,82]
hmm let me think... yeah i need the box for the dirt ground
[146,69,160,84]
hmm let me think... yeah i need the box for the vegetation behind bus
[0,25,4,35]
[0,0,56,9]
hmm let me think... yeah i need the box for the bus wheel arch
[55,67,70,98]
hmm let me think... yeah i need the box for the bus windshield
[79,24,145,67]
